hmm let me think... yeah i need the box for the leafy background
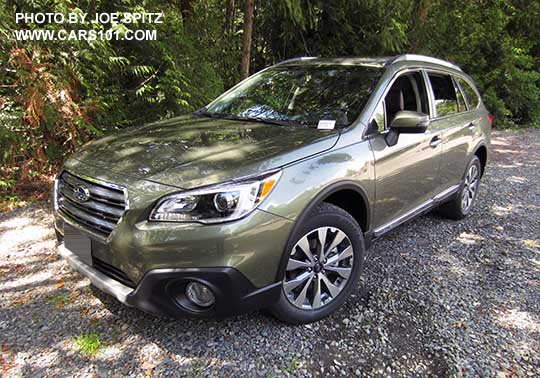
[1,0,539,209]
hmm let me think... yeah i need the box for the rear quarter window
[457,78,480,109]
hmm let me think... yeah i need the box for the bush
[0,0,223,184]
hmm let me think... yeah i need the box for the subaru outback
[54,54,491,324]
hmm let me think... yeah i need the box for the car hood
[69,115,339,189]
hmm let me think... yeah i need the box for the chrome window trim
[451,75,468,112]
[422,69,437,118]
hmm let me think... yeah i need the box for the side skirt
[371,184,460,241]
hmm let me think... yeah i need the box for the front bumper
[54,165,294,317]
[59,243,282,318]
[54,205,294,289]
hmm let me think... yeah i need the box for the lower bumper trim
[58,243,133,304]
[58,243,281,318]
[125,268,281,318]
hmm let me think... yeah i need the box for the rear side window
[428,73,459,117]
[457,78,480,109]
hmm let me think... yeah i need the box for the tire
[438,155,482,220]
[270,203,365,324]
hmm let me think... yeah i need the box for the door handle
[430,136,442,148]
[468,122,477,131]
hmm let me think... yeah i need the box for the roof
[276,54,462,72]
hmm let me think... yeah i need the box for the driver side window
[369,71,429,134]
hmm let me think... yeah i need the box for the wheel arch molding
[274,180,371,283]
[472,142,488,177]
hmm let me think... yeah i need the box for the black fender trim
[274,180,371,283]
[472,141,489,176]
[472,141,488,155]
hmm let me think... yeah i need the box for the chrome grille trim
[56,171,128,238]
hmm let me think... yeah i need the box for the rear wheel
[271,203,364,324]
[438,155,482,220]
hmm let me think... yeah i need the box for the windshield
[204,65,383,128]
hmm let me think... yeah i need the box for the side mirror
[385,111,430,146]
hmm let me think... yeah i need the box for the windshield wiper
[227,115,308,128]
[193,107,207,116]
[193,109,226,118]
[194,111,308,128]
[194,110,240,120]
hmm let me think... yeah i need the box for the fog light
[185,282,215,307]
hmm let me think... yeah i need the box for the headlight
[149,171,281,223]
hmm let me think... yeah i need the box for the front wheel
[270,203,364,324]
[438,155,482,220]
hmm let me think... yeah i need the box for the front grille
[57,171,127,238]
[92,257,136,288]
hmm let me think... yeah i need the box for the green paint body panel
[55,55,491,295]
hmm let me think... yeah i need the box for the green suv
[54,54,491,324]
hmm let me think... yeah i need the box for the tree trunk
[180,0,193,24]
[240,0,254,80]
[224,0,236,34]
[410,0,433,52]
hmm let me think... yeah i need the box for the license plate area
[64,224,92,266]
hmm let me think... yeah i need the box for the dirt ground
[1,129,539,377]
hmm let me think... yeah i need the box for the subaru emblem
[74,186,91,202]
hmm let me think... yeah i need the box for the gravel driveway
[1,129,539,377]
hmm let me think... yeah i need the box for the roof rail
[391,54,462,71]
[275,56,318,65]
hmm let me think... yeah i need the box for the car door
[367,70,443,231]
[425,71,477,192]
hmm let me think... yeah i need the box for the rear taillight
[487,113,493,127]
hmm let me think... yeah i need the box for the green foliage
[73,333,101,355]
[255,0,414,62]
[412,0,540,128]
[253,0,539,128]
[0,0,223,182]
[0,0,539,191]
[49,293,71,307]
[287,358,302,371]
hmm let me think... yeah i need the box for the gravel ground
[1,129,539,378]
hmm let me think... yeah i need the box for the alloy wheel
[283,227,354,310]
[462,164,479,211]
